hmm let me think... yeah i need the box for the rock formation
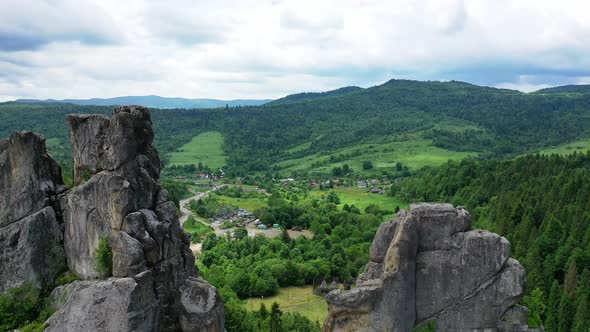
[0,106,224,331]
[323,203,529,332]
[0,131,67,292]
[45,106,224,331]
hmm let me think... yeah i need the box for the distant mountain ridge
[534,84,590,94]
[268,86,364,105]
[14,95,271,109]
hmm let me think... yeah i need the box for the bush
[233,227,248,240]
[20,321,48,332]
[0,283,43,331]
[413,320,436,332]
[95,236,113,277]
[56,271,80,286]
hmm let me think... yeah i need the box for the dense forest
[195,186,391,331]
[2,79,590,177]
[391,152,590,330]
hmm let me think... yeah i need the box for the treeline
[391,152,590,330]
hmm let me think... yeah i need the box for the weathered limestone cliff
[0,106,224,331]
[323,203,529,332]
[45,106,224,331]
[0,132,67,292]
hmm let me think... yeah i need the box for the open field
[537,138,590,155]
[286,141,312,153]
[168,131,227,169]
[216,195,268,212]
[246,285,327,323]
[276,138,476,174]
[310,187,408,213]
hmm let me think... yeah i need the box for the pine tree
[557,290,573,332]
[572,296,590,332]
[270,302,282,332]
[573,269,590,331]
[545,281,561,331]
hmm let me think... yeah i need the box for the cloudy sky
[1,0,589,101]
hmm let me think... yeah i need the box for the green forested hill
[2,79,590,176]
[267,86,364,105]
[535,85,590,95]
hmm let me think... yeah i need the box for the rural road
[178,184,311,254]
[179,184,227,236]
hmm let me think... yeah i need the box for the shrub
[413,320,436,332]
[0,283,43,331]
[95,236,113,277]
[56,271,80,286]
[362,161,373,170]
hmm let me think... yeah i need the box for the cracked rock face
[0,132,66,292]
[46,106,224,332]
[323,203,528,332]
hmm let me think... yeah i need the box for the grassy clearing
[276,139,475,174]
[183,217,214,242]
[187,185,211,193]
[310,187,408,212]
[286,141,312,153]
[537,138,590,155]
[168,131,227,169]
[246,286,327,323]
[215,195,268,212]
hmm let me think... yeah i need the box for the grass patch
[183,216,214,243]
[310,187,408,213]
[168,131,227,169]
[187,185,212,193]
[286,141,312,153]
[246,285,327,323]
[56,271,80,286]
[537,138,590,155]
[276,139,475,174]
[95,236,112,277]
[216,195,268,212]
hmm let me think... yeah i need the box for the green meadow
[310,187,408,213]
[246,286,327,323]
[537,138,590,155]
[216,195,268,212]
[168,131,227,169]
[276,138,475,175]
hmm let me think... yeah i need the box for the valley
[1,79,590,331]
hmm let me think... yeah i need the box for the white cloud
[496,76,552,92]
[0,0,590,101]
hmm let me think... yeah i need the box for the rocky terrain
[323,203,530,332]
[0,106,224,331]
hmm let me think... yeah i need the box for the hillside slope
[2,79,590,176]
[534,84,590,95]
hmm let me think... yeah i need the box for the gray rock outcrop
[0,132,67,292]
[323,203,529,332]
[40,106,223,331]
